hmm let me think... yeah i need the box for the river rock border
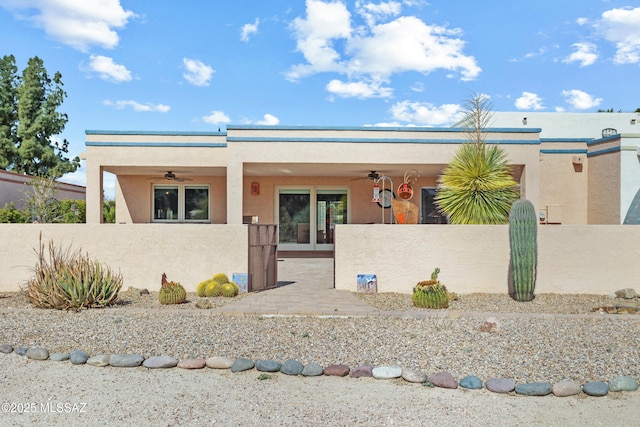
[1,343,638,398]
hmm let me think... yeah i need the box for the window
[420,188,448,224]
[153,185,209,222]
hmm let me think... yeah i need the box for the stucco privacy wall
[334,224,640,295]
[0,224,248,292]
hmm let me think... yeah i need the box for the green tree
[435,93,520,224]
[0,55,18,169]
[0,55,79,178]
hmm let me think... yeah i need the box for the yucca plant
[435,93,520,224]
[26,236,123,310]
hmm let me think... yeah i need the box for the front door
[277,187,348,251]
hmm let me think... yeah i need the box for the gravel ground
[1,290,639,426]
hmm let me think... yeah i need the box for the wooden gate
[248,224,278,291]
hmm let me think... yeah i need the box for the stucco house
[0,169,86,210]
[83,112,640,256]
[2,113,639,294]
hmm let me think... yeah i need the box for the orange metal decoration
[397,182,414,200]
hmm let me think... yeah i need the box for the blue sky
[1,0,639,193]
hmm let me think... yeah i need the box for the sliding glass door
[277,187,348,251]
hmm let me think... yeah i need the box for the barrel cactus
[196,279,211,297]
[212,273,229,285]
[220,282,238,298]
[159,274,187,305]
[508,199,537,302]
[412,268,449,309]
[205,281,222,297]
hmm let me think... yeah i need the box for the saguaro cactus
[509,199,537,301]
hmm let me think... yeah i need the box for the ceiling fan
[149,171,192,182]
[351,170,381,181]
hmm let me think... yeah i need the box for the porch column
[226,157,243,224]
[85,161,103,224]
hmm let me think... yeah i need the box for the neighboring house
[0,169,86,210]
[492,112,640,224]
[83,117,640,253]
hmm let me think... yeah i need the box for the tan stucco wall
[539,153,588,224]
[0,224,248,292]
[334,224,640,295]
[588,149,621,224]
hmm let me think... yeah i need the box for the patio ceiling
[103,163,524,180]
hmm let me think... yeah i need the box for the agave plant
[26,235,123,310]
[435,93,520,224]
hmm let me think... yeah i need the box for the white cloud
[1,0,135,52]
[595,7,640,64]
[182,58,215,86]
[240,18,259,42]
[561,89,602,110]
[255,114,280,125]
[87,55,132,82]
[515,92,545,111]
[562,42,598,67]
[356,0,402,26]
[202,110,231,124]
[576,17,588,26]
[326,79,393,98]
[287,0,480,97]
[103,100,170,112]
[390,101,461,126]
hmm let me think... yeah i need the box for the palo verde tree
[0,55,79,178]
[435,93,520,224]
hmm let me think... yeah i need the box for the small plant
[196,279,211,297]
[158,273,186,305]
[212,273,229,285]
[205,281,222,297]
[220,282,238,298]
[26,235,123,310]
[412,267,450,309]
[258,373,272,381]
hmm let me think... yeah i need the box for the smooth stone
[256,360,282,372]
[109,354,144,367]
[281,359,304,376]
[324,364,350,377]
[143,355,178,369]
[14,347,28,356]
[206,356,234,369]
[302,363,324,377]
[372,366,402,380]
[615,288,637,299]
[429,371,458,389]
[26,347,49,361]
[49,353,70,362]
[231,358,255,373]
[583,381,609,396]
[87,354,110,367]
[0,344,13,354]
[459,375,483,389]
[485,378,515,393]
[552,380,582,397]
[402,369,428,384]
[515,382,553,396]
[69,350,89,365]
[178,358,206,369]
[195,299,211,309]
[350,365,373,378]
[609,375,639,392]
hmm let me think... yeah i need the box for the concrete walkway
[215,257,378,316]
